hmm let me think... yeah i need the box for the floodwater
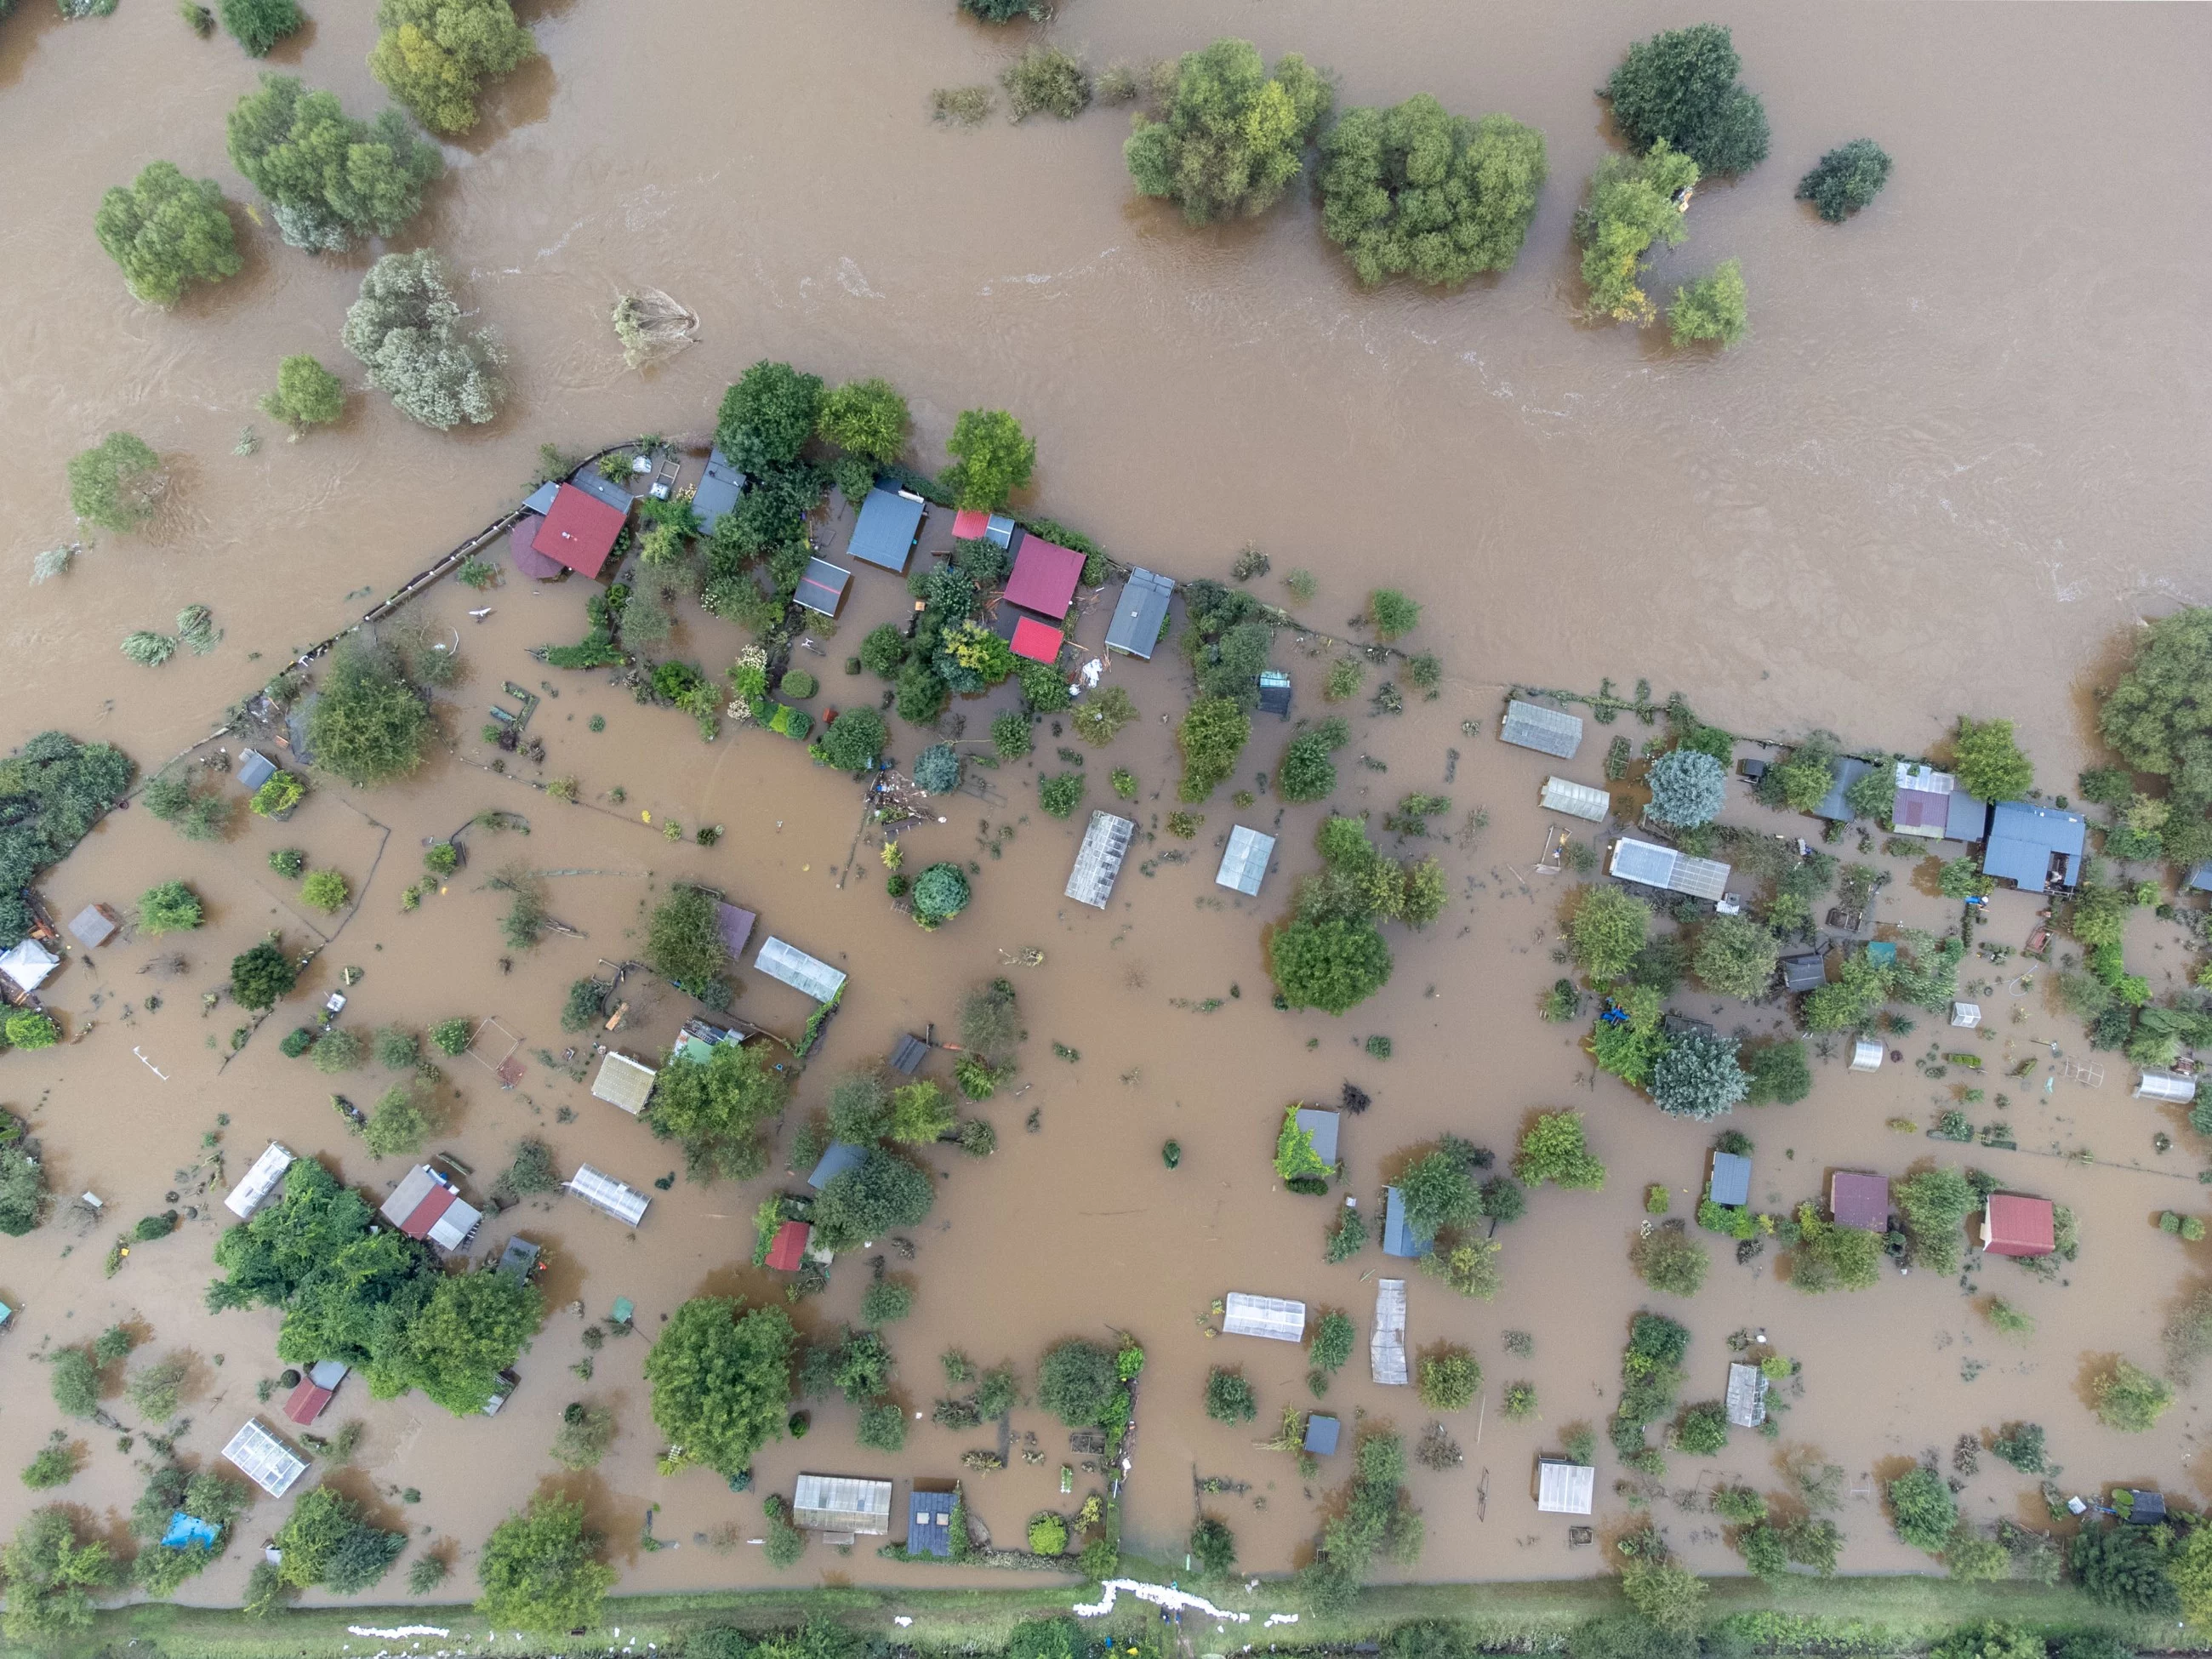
[1,0,2209,1614]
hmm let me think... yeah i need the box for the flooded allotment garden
[2,0,2211,1632]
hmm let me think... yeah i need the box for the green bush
[1127,40,1331,225]
[1026,1513,1069,1554]
[1039,772,1085,818]
[306,637,431,786]
[341,250,505,430]
[811,707,884,770]
[95,163,241,307]
[228,941,297,1011]
[1037,1340,1117,1427]
[67,433,165,532]
[1203,1367,1257,1423]
[1279,718,1348,803]
[259,352,345,429]
[1633,1225,1709,1296]
[990,711,1033,759]
[299,869,350,914]
[1670,260,1750,349]
[909,863,972,929]
[1003,46,1090,122]
[1887,1465,1956,1552]
[1318,98,1546,286]
[943,410,1035,512]
[1604,24,1769,174]
[778,670,816,700]
[1672,1400,1729,1457]
[138,881,202,935]
[1417,1346,1479,1411]
[1797,139,1891,222]
[1177,696,1251,801]
[1271,919,1392,1015]
[1575,143,1699,323]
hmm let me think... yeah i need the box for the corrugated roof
[1982,802,2086,892]
[951,510,1017,548]
[1215,825,1275,896]
[1004,538,1084,618]
[1257,671,1291,716]
[847,488,926,572]
[1010,613,1064,664]
[567,470,635,513]
[1726,1362,1769,1428]
[807,1142,866,1191]
[1541,778,1611,822]
[767,1219,812,1271]
[591,1052,658,1115]
[694,446,747,533]
[1371,1279,1407,1386]
[1983,1193,2055,1256]
[1828,1171,1889,1231]
[1221,1292,1307,1342]
[1537,1458,1595,1514]
[567,1164,650,1226]
[237,750,278,793]
[1066,812,1136,908]
[1382,1186,1433,1258]
[717,902,757,959]
[380,1166,453,1236]
[888,1034,928,1075]
[427,1197,482,1254]
[1610,838,1731,901]
[1850,1038,1884,1071]
[521,481,558,516]
[792,1474,892,1534]
[1104,567,1174,658]
[1500,700,1583,758]
[225,1142,294,1219]
[532,484,627,578]
[1811,756,1873,821]
[497,1237,541,1282]
[221,1419,306,1497]
[755,936,847,1002]
[1946,790,1990,842]
[1779,953,1827,993]
[795,559,850,617]
[1708,1152,1752,1207]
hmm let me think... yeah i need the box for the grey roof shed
[1500,699,1584,758]
[888,1034,929,1075]
[1779,952,1827,993]
[1947,789,1990,842]
[693,446,747,533]
[1708,1151,1752,1207]
[1065,812,1136,908]
[1294,1107,1339,1166]
[1257,670,1291,716]
[1104,567,1174,658]
[68,904,117,948]
[906,1489,955,1557]
[1303,1413,1341,1456]
[795,559,851,617]
[1725,1362,1770,1428]
[1811,756,1874,822]
[1382,1187,1432,1258]
[1982,801,2086,892]
[847,488,926,573]
[1215,825,1275,896]
[237,750,278,792]
[807,1142,866,1191]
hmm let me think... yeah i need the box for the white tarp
[225,1141,295,1219]
[0,938,60,992]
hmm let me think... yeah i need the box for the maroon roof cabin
[531,484,628,579]
[767,1219,812,1272]
[1981,1193,2055,1257]
[1002,536,1085,620]
[507,514,567,579]
[282,1360,350,1425]
[1828,1171,1890,1232]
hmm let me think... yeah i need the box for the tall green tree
[2098,607,2212,868]
[943,409,1035,510]
[66,433,165,532]
[1694,914,1777,1000]
[217,0,301,57]
[1604,24,1770,174]
[307,636,432,785]
[716,361,824,474]
[369,0,535,135]
[261,355,345,431]
[1269,918,1392,1015]
[1,1508,118,1642]
[1317,97,1547,287]
[1668,259,1748,347]
[227,75,442,252]
[643,1040,789,1182]
[644,1297,795,1478]
[341,250,506,428]
[1125,39,1331,225]
[1951,717,2033,801]
[1569,885,1651,980]
[1574,142,1699,324]
[812,1149,933,1250]
[816,378,909,463]
[1797,140,1891,222]
[94,163,241,306]
[373,1269,544,1413]
[1176,696,1251,801]
[476,1497,615,1632]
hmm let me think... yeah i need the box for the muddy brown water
[2,0,2210,1615]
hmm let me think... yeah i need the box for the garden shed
[795,559,851,618]
[1950,1001,1981,1028]
[221,1419,306,1497]
[1105,567,1174,658]
[1725,1362,1770,1428]
[567,1164,650,1227]
[1981,801,2086,892]
[497,1237,542,1285]
[1536,1457,1595,1515]
[590,1051,657,1115]
[906,1487,955,1557]
[2191,861,2212,893]
[1294,1107,1339,1166]
[693,445,747,534]
[530,483,628,579]
[1215,825,1275,896]
[792,1474,892,1538]
[1778,953,1827,993]
[379,1166,481,1254]
[1541,777,1611,822]
[67,904,118,948]
[1609,837,1730,902]
[846,487,927,572]
[1828,1171,1890,1231]
[1810,756,1874,822]
[1303,1413,1341,1456]
[1850,1038,1884,1072]
[1382,1186,1432,1258]
[1065,812,1136,908]
[716,901,758,960]
[0,938,60,993]
[236,749,278,793]
[225,1141,295,1219]
[1221,1293,1307,1343]
[1707,1151,1751,1208]
[2135,1070,2198,1103]
[888,1034,929,1075]
[807,1142,866,1190]
[950,509,1018,547]
[1257,670,1292,717]
[1500,699,1583,758]
[282,1360,350,1426]
[767,1219,812,1271]
[1009,614,1064,664]
[755,936,846,1002]
[1003,535,1084,619]
[1981,1193,2055,1257]
[1890,763,1964,839]
[1371,1278,1407,1385]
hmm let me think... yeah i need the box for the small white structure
[791,1474,893,1539]
[1725,1362,1770,1428]
[1221,1293,1306,1343]
[1610,836,1731,902]
[1066,811,1137,909]
[1850,1038,1885,1073]
[755,937,847,1003]
[590,1051,657,1115]
[567,1163,650,1227]
[221,1418,307,1497]
[1214,826,1276,897]
[1371,1278,1407,1386]
[1536,1457,1596,1515]
[1541,777,1611,823]
[1500,700,1584,759]
[1950,1001,1981,1029]
[224,1142,296,1220]
[2135,1070,2198,1104]
[0,938,60,993]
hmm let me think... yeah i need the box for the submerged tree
[217,0,301,56]
[260,354,345,432]
[475,1497,614,1633]
[227,75,442,253]
[369,0,535,136]
[645,1297,796,1478]
[943,409,1036,511]
[1317,96,1547,287]
[1796,139,1892,223]
[66,433,166,532]
[94,162,241,306]
[1574,141,1699,324]
[1604,23,1770,175]
[1125,38,1332,225]
[306,636,432,786]
[341,249,507,429]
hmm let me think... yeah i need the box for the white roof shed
[1221,1293,1307,1343]
[225,1142,295,1220]
[590,1051,658,1115]
[755,937,846,1002]
[1611,837,1731,902]
[1542,778,1611,823]
[1215,826,1275,896]
[1371,1278,1407,1386]
[2135,1070,2198,1103]
[0,938,60,993]
[1536,1458,1596,1515]
[1066,812,1136,909]
[567,1164,650,1227]
[221,1418,307,1497]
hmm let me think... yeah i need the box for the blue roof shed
[906,1489,954,1557]
[1708,1151,1752,1207]
[1981,801,2086,892]
[1303,1413,1341,1456]
[847,488,927,572]
[693,446,747,534]
[1811,756,1874,822]
[1104,567,1175,659]
[807,1142,866,1191]
[2189,861,2212,893]
[1946,790,1989,843]
[567,469,635,514]
[1382,1187,1433,1259]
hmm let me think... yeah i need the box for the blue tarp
[161,1513,222,1549]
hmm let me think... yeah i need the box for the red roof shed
[767,1219,811,1271]
[531,484,627,579]
[283,1376,334,1424]
[951,509,992,541]
[1011,614,1064,664]
[1003,538,1084,619]
[1981,1193,2055,1257]
[1828,1171,1890,1232]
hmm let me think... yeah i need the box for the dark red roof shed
[1982,1193,2055,1257]
[531,484,627,579]
[1011,614,1064,664]
[1003,538,1084,619]
[767,1219,811,1271]
[1828,1171,1890,1231]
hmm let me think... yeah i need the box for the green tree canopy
[812,706,887,771]
[816,377,909,464]
[1037,1339,1118,1426]
[342,250,506,429]
[1893,1166,1975,1274]
[1317,97,1547,287]
[1574,142,1698,324]
[1278,717,1348,803]
[1797,140,1891,222]
[94,162,241,306]
[813,1149,933,1251]
[271,1486,404,1592]
[261,354,345,431]
[1177,695,1251,801]
[1647,747,1726,825]
[228,940,297,1010]
[226,74,442,251]
[1397,1149,1483,1235]
[1570,884,1651,980]
[66,433,165,532]
[1513,1110,1606,1189]
[218,0,301,54]
[306,636,432,786]
[910,863,972,929]
[644,1297,796,1478]
[369,0,535,135]
[1693,914,1777,1000]
[0,733,134,949]
[644,885,733,999]
[1668,258,1748,347]
[1270,918,1393,1015]
[476,1497,615,1633]
[1951,717,2033,801]
[373,1268,544,1413]
[2099,608,2212,867]
[717,361,824,474]
[1604,24,1770,174]
[1650,1032,1748,1120]
[2,1508,118,1642]
[943,409,1036,510]
[643,1040,788,1183]
[1125,39,1332,225]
